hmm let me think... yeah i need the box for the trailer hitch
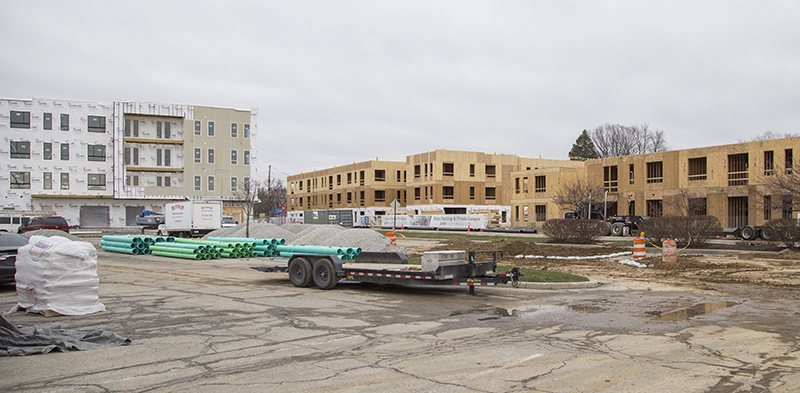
[508,267,523,288]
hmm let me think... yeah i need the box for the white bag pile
[15,236,105,316]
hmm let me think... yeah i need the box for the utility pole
[266,165,271,220]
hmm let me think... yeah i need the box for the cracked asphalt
[1,250,799,392]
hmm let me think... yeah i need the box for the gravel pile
[204,223,399,252]
[204,223,297,243]
[20,229,85,242]
[289,225,346,245]
[321,228,396,252]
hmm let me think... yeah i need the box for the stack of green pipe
[149,242,222,260]
[100,235,151,255]
[173,238,257,258]
[208,237,285,257]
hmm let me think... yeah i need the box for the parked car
[17,216,70,234]
[0,231,30,284]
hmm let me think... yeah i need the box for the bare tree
[232,178,263,237]
[752,169,800,213]
[591,123,669,158]
[738,130,800,143]
[552,177,606,217]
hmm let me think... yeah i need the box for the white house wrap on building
[0,97,257,228]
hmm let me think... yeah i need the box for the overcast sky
[2,1,799,182]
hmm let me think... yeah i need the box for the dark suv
[17,216,70,234]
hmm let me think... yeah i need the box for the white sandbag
[15,236,105,316]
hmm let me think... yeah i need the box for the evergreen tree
[569,130,599,160]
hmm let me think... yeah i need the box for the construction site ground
[402,233,800,298]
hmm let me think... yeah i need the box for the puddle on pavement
[645,301,738,322]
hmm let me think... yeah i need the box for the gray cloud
[2,0,799,180]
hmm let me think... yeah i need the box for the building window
[10,111,30,129]
[43,142,52,160]
[60,173,69,189]
[728,153,749,186]
[535,175,546,193]
[208,121,215,136]
[124,147,140,165]
[486,165,496,178]
[60,143,69,160]
[764,150,775,176]
[194,120,201,136]
[10,141,30,159]
[124,118,140,137]
[194,148,201,163]
[126,175,139,186]
[208,149,215,164]
[244,151,250,165]
[164,149,171,166]
[194,176,201,191]
[485,187,496,200]
[470,186,475,200]
[628,200,636,215]
[347,192,352,203]
[43,172,52,189]
[647,200,663,217]
[629,164,635,185]
[470,164,475,177]
[231,123,237,138]
[414,187,421,200]
[689,198,707,216]
[646,161,663,183]
[603,166,618,192]
[375,169,385,181]
[443,163,454,176]
[375,190,386,202]
[87,174,106,190]
[688,157,707,180]
[163,176,171,187]
[414,165,421,178]
[10,172,30,189]
[87,145,106,161]
[43,113,52,130]
[208,176,215,191]
[443,186,454,199]
[231,177,238,192]
[786,149,793,174]
[244,124,250,138]
[535,205,547,222]
[764,195,772,221]
[359,191,365,206]
[231,150,238,165]
[783,196,793,219]
[60,114,69,131]
[87,116,106,133]
[360,170,365,185]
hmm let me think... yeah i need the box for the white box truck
[157,201,222,238]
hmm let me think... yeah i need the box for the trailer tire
[600,221,612,236]
[288,257,313,287]
[610,222,625,236]
[740,225,758,240]
[312,259,338,290]
[760,226,776,241]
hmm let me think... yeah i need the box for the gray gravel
[204,223,399,252]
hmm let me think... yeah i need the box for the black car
[0,232,30,284]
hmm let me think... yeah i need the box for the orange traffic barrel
[662,239,677,263]
[633,235,646,260]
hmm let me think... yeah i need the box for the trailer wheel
[740,225,758,240]
[599,221,612,236]
[312,259,338,290]
[760,226,776,241]
[288,258,313,287]
[610,222,625,236]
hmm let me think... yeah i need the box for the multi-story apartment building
[287,149,583,225]
[510,137,800,229]
[288,160,408,211]
[1,97,257,227]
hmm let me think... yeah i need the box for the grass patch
[496,265,589,282]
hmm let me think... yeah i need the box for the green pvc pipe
[208,237,266,245]
[102,245,139,255]
[100,240,136,248]
[150,245,201,254]
[151,250,202,260]
[102,235,139,244]
[149,243,206,251]
[174,238,234,248]
[276,245,348,256]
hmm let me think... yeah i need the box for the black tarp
[0,314,133,356]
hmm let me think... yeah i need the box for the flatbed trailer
[252,250,522,295]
